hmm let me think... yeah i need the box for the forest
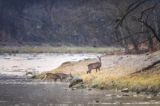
[0,0,160,53]
[0,1,160,105]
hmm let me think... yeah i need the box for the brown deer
[42,72,73,82]
[55,73,73,82]
[42,73,60,81]
[87,56,102,74]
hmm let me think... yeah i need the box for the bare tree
[115,0,160,53]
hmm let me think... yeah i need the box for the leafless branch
[139,4,157,20]
[115,0,149,28]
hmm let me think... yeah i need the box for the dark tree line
[115,0,160,53]
[0,0,160,53]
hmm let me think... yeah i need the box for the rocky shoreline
[36,51,160,95]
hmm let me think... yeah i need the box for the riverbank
[0,53,102,76]
[0,46,124,54]
[36,50,160,94]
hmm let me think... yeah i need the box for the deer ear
[70,72,73,77]
[97,56,101,59]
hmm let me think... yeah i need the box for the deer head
[97,56,101,63]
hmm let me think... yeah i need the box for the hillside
[38,50,160,93]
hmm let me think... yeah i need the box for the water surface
[0,53,101,76]
[0,53,160,106]
[0,77,160,106]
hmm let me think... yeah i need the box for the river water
[0,53,160,106]
[0,53,101,76]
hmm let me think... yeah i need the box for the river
[0,53,101,76]
[0,53,160,106]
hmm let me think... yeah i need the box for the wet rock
[105,94,112,97]
[122,93,129,96]
[157,92,160,96]
[133,94,138,97]
[116,95,122,98]
[64,88,69,90]
[121,88,129,93]
[118,57,123,61]
[69,77,83,88]
[146,95,153,99]
[136,90,141,94]
[88,88,92,91]
[31,75,36,79]
[70,82,85,89]
[95,100,100,103]
[71,88,77,90]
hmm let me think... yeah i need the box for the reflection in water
[0,78,159,106]
[0,53,160,106]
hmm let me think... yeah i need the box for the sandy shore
[39,51,160,93]
[0,53,101,76]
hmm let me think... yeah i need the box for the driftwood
[132,60,160,75]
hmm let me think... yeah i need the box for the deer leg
[87,69,91,74]
[89,69,92,73]
[60,77,63,82]
[54,78,57,82]
[87,69,89,74]
[42,75,47,81]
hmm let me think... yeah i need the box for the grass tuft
[0,46,124,53]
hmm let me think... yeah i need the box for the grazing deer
[42,73,59,81]
[56,73,73,82]
[42,72,73,82]
[87,56,102,74]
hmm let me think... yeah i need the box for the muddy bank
[0,53,101,76]
[37,51,160,94]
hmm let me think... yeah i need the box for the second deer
[42,72,73,82]
[87,56,102,74]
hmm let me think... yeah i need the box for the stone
[88,88,92,91]
[69,77,83,88]
[121,88,129,93]
[122,93,129,96]
[157,92,160,96]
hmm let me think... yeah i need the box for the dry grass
[43,64,160,92]
[116,65,160,92]
[35,51,160,93]
[0,46,124,53]
[79,65,160,92]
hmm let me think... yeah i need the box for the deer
[42,72,73,82]
[42,73,60,81]
[87,56,102,74]
[55,73,73,82]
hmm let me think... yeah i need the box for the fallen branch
[132,60,160,75]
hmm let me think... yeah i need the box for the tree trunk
[147,31,154,51]
[118,26,129,52]
[125,23,139,53]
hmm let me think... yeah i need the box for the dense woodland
[0,0,160,53]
